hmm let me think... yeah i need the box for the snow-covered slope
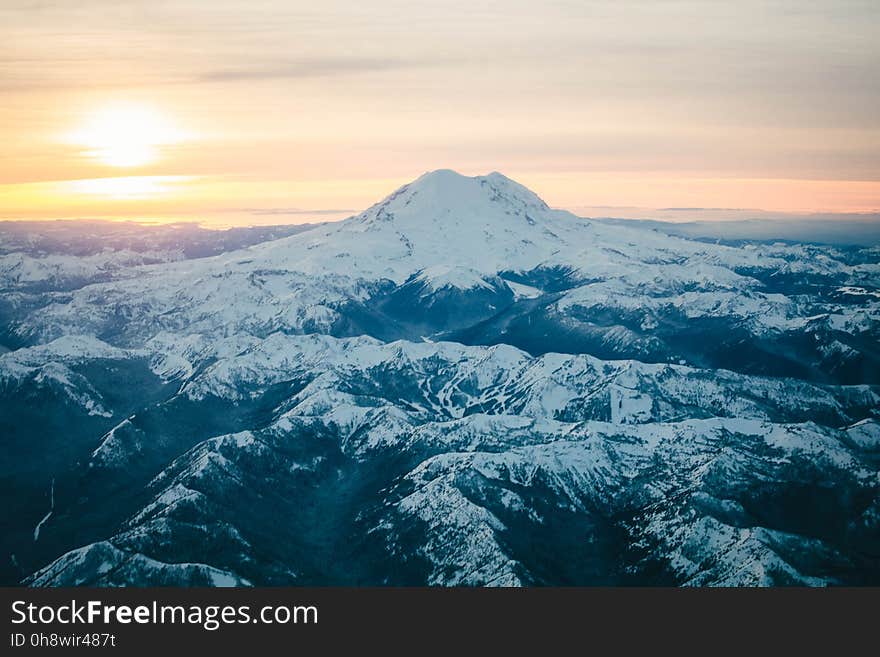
[2,170,879,586]
[9,171,877,385]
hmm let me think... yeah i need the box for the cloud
[195,56,452,83]
[598,214,880,246]
[245,207,355,216]
[659,207,758,212]
[0,56,445,92]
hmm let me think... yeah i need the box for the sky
[1,0,879,226]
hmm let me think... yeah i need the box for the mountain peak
[413,168,468,183]
[359,169,552,229]
[254,168,585,285]
[410,169,546,204]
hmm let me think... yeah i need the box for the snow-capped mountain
[9,171,878,382]
[1,170,878,586]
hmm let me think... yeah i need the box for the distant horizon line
[3,207,880,230]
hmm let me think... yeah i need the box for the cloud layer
[1,0,878,221]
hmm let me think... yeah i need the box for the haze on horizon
[1,0,879,227]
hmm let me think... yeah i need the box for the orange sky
[2,1,879,226]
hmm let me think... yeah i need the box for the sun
[69,103,182,167]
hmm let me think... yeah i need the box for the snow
[837,286,880,299]
[0,355,115,417]
[7,169,880,588]
[414,265,497,292]
[0,249,180,291]
[13,170,877,350]
[846,419,880,450]
[0,334,134,365]
[609,384,654,424]
[27,540,252,587]
[505,279,542,299]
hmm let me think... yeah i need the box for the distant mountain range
[1,170,878,586]
[596,216,880,247]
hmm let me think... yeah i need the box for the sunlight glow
[68,104,183,167]
[64,175,193,200]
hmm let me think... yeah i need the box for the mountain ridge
[1,170,878,586]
